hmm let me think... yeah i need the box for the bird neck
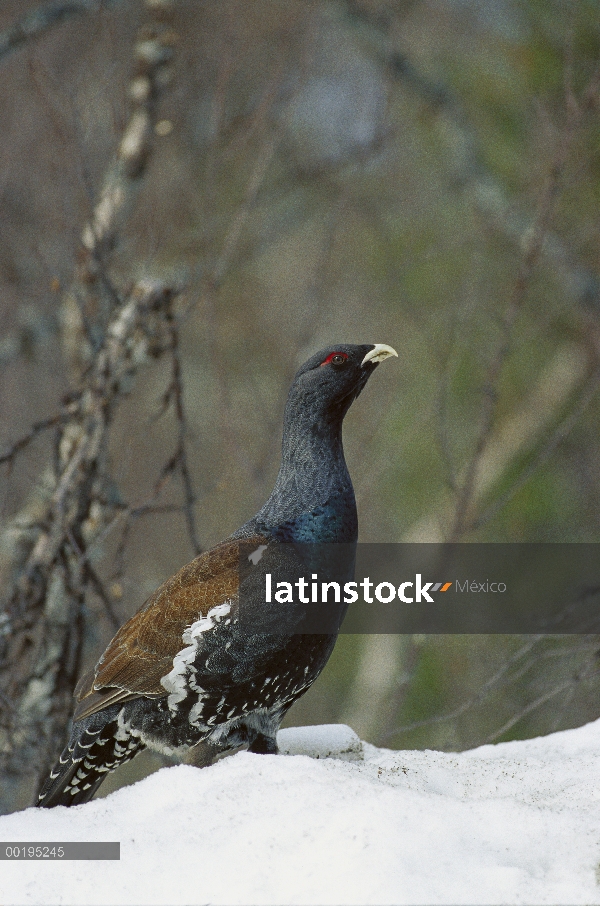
[252,402,358,543]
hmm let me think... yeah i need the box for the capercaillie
[37,343,397,807]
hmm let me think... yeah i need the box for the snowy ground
[1,721,600,905]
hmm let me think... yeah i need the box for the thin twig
[449,104,580,541]
[382,635,546,741]
[0,411,72,468]
[164,309,201,556]
[82,560,121,630]
[0,688,17,713]
[64,526,121,631]
[483,662,600,744]
[471,366,600,531]
[108,492,188,585]
[435,339,460,495]
[212,133,279,288]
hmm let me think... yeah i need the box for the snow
[1,721,600,905]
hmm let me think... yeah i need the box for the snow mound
[278,723,363,760]
[1,721,600,905]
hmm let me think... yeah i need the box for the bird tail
[36,707,144,808]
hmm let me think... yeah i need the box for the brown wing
[74,534,267,721]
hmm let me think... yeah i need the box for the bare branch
[448,86,586,540]
[0,0,179,786]
[342,0,600,317]
[63,2,177,372]
[0,279,176,780]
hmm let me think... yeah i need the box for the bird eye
[321,352,349,367]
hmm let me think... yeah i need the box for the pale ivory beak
[361,344,398,366]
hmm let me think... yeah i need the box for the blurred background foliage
[1,0,600,812]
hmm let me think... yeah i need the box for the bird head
[286,343,398,425]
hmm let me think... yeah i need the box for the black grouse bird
[37,343,397,807]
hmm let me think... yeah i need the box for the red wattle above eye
[320,352,348,366]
